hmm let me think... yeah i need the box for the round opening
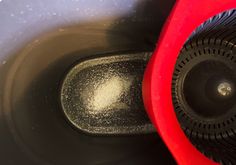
[142,3,236,165]
[183,60,236,118]
[170,8,236,164]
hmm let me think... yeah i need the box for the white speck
[10,13,14,17]
[52,12,57,16]
[0,0,2,2]
[2,61,6,65]
[20,11,24,14]
[76,8,79,11]
[217,82,232,96]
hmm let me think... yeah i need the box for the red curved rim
[142,0,236,165]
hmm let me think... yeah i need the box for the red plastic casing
[142,0,236,165]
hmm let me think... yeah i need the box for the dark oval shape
[60,52,155,135]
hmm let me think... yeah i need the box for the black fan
[172,9,236,165]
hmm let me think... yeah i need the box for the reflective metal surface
[61,52,154,134]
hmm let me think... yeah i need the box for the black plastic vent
[172,9,236,165]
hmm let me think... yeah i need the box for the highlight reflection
[88,76,132,112]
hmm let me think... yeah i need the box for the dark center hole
[183,60,236,118]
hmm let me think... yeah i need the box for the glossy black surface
[0,0,176,164]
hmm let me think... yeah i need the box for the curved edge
[142,0,236,165]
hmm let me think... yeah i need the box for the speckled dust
[61,52,155,135]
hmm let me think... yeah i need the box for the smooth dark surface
[0,0,176,164]
[183,59,236,118]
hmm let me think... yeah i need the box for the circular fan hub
[182,59,236,118]
[171,9,236,165]
[172,38,236,164]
